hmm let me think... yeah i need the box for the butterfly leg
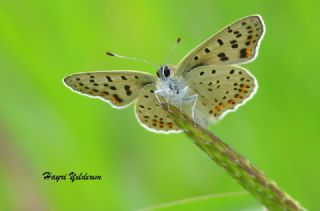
[177,86,189,110]
[191,94,198,124]
[154,89,171,111]
[154,90,166,103]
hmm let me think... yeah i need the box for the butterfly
[64,15,265,134]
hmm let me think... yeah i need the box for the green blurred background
[1,0,319,210]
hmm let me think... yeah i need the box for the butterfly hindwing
[135,84,182,133]
[183,65,257,123]
[64,71,156,108]
[176,15,264,75]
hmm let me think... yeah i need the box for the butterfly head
[156,65,172,81]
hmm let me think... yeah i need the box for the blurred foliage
[0,0,319,210]
[139,192,260,211]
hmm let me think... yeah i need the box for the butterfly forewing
[135,84,182,133]
[64,71,156,108]
[183,65,257,122]
[176,15,264,75]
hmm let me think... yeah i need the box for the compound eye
[163,66,171,78]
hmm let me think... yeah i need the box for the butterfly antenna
[164,37,181,64]
[106,52,158,68]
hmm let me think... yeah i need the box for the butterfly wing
[64,71,156,108]
[183,65,257,124]
[135,84,182,133]
[175,15,265,75]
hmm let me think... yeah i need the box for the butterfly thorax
[157,76,186,93]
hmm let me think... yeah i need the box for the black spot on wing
[217,39,224,46]
[217,52,229,61]
[231,44,238,48]
[113,94,123,103]
[124,85,132,96]
[106,76,113,82]
[239,48,247,58]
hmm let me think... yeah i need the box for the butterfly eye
[163,66,171,78]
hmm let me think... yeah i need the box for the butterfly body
[64,15,265,133]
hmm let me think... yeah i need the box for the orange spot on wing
[212,103,225,116]
[246,30,256,57]
[228,99,236,105]
[151,119,159,127]
[240,83,248,94]
[245,48,251,57]
[111,96,120,105]
[213,82,253,116]
[218,103,225,109]
[166,122,173,128]
[233,83,250,102]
